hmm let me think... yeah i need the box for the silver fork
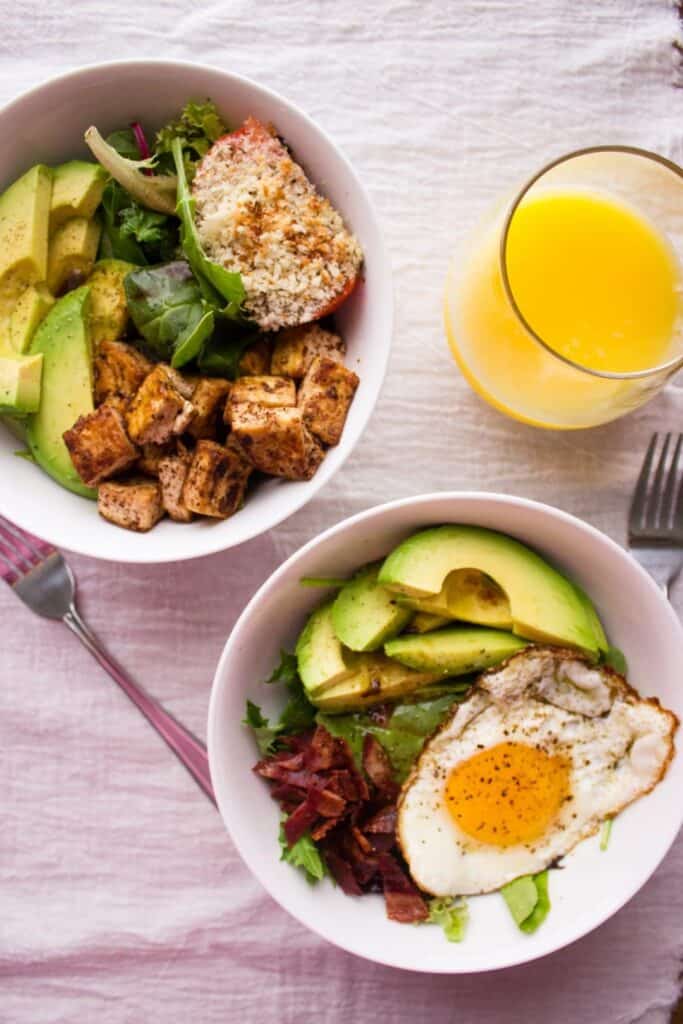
[628,432,683,600]
[0,515,215,804]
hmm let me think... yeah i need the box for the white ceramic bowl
[208,492,683,973]
[0,60,392,562]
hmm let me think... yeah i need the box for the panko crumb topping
[192,117,363,330]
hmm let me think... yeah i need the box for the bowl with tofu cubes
[0,60,391,561]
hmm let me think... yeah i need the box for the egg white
[397,649,676,896]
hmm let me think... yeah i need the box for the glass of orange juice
[445,147,683,429]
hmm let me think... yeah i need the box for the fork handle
[63,605,216,806]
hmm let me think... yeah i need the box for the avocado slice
[47,217,101,295]
[296,600,357,696]
[407,611,453,634]
[50,161,108,232]
[400,568,512,629]
[87,259,136,348]
[26,286,96,498]
[0,353,43,414]
[385,626,527,675]
[311,654,443,713]
[331,562,413,652]
[379,526,605,656]
[0,164,52,321]
[7,284,55,354]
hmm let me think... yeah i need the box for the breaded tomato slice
[192,117,362,330]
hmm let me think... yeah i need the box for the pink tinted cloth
[2,2,683,1023]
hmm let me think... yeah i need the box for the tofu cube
[63,404,138,487]
[226,375,296,426]
[97,479,164,532]
[137,441,177,478]
[158,449,194,523]
[271,324,345,379]
[94,340,153,411]
[126,365,195,445]
[298,355,359,446]
[188,378,231,440]
[238,339,272,376]
[230,403,324,480]
[182,439,253,519]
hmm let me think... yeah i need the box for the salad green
[278,821,328,885]
[501,872,551,934]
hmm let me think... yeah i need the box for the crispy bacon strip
[377,853,429,923]
[362,735,399,800]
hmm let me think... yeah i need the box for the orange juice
[445,188,683,428]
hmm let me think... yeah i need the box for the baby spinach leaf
[106,127,141,161]
[197,326,256,379]
[124,261,215,368]
[99,182,147,264]
[171,136,245,317]
[427,897,469,942]
[243,653,317,755]
[278,821,327,884]
[318,693,464,784]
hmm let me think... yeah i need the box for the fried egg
[397,648,677,896]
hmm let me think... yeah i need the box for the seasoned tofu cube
[188,378,231,440]
[158,448,194,522]
[98,479,164,532]
[182,439,252,518]
[239,339,272,376]
[63,404,138,487]
[226,375,296,424]
[137,441,177,477]
[126,365,195,445]
[298,355,359,446]
[231,403,324,480]
[94,340,152,409]
[271,324,345,379]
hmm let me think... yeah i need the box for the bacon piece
[377,853,429,923]
[283,791,322,846]
[364,805,397,835]
[304,726,351,771]
[323,848,362,896]
[362,735,399,800]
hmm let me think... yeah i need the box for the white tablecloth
[2,2,683,1021]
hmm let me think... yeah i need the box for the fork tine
[644,432,671,528]
[660,433,682,528]
[0,515,48,563]
[629,433,658,531]
[0,523,35,574]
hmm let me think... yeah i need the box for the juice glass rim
[499,145,683,382]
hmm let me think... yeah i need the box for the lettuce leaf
[124,261,214,368]
[243,700,280,757]
[501,871,551,934]
[85,125,177,215]
[243,651,317,755]
[278,822,327,884]
[427,897,469,942]
[600,818,613,851]
[155,100,225,179]
[603,645,628,676]
[171,137,245,317]
[318,692,466,783]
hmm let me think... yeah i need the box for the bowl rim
[207,489,683,973]
[0,58,393,563]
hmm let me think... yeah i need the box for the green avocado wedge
[331,562,413,652]
[384,626,527,676]
[295,600,356,697]
[378,526,605,657]
[26,286,96,499]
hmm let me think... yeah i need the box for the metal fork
[628,432,683,600]
[0,515,215,804]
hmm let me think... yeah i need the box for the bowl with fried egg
[207,491,683,972]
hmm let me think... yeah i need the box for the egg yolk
[445,741,570,847]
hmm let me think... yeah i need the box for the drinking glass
[445,147,683,429]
